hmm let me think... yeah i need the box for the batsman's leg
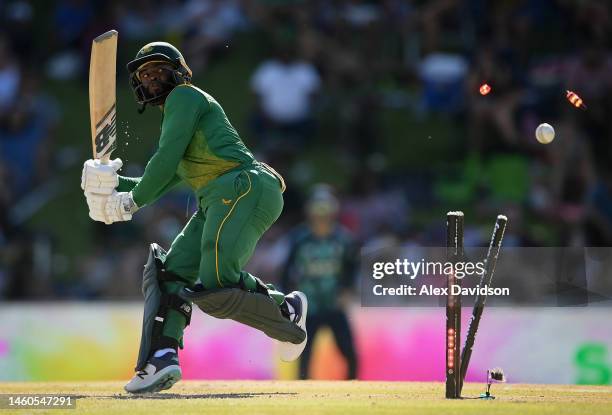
[125,211,203,394]
[192,167,308,358]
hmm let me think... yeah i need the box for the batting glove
[85,192,109,223]
[81,158,123,195]
[105,191,139,223]
[86,191,138,224]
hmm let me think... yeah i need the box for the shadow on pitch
[95,392,297,400]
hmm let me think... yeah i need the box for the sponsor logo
[95,104,117,157]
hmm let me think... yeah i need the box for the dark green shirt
[118,84,255,207]
[281,225,358,314]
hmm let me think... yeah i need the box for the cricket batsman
[80,42,308,393]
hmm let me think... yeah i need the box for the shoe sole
[125,366,182,394]
[279,291,308,362]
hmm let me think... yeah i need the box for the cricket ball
[535,123,555,144]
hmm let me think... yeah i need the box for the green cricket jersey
[117,84,255,206]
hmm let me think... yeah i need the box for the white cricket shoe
[124,352,181,394]
[278,291,308,362]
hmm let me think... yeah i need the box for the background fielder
[282,185,359,380]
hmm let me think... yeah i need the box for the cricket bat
[89,29,118,163]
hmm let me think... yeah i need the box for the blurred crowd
[1,0,612,300]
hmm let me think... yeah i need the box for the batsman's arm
[130,86,203,207]
[117,175,140,192]
[118,174,182,202]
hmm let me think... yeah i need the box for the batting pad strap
[149,295,184,353]
[161,293,193,326]
[148,292,192,355]
[150,334,179,352]
[159,268,184,283]
[239,273,270,297]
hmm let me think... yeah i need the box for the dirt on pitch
[1,381,611,415]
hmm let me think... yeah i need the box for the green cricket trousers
[159,163,287,344]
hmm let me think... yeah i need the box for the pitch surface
[1,381,611,414]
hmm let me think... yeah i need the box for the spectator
[182,0,247,70]
[251,43,321,158]
[0,35,21,112]
[53,0,94,49]
[0,74,58,194]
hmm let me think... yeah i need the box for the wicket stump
[445,211,463,399]
[445,212,508,399]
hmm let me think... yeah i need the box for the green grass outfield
[1,381,611,415]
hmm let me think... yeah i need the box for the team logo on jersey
[222,198,233,205]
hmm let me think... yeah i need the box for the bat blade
[89,29,118,162]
